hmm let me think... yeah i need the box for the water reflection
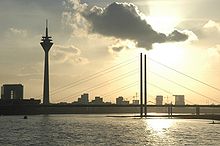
[145,118,174,132]
[0,115,219,145]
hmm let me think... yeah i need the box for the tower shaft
[43,52,49,104]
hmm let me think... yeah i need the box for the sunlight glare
[149,43,186,67]
[146,119,173,132]
[146,16,180,34]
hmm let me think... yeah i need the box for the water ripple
[0,115,219,145]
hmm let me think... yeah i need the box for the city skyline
[0,0,220,104]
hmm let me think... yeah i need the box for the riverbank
[0,104,219,116]
[107,114,220,121]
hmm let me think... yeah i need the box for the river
[0,114,219,145]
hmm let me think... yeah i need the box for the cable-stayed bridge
[35,53,220,107]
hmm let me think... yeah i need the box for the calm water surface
[0,114,219,146]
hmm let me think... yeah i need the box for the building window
[10,90,14,99]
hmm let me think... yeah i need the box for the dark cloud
[108,40,134,52]
[83,2,188,49]
[112,46,124,52]
[51,45,89,64]
[167,30,189,42]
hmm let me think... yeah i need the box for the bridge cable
[149,58,220,92]
[36,55,138,98]
[150,71,219,103]
[148,82,194,105]
[55,69,138,102]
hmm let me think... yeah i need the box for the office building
[0,84,40,105]
[156,95,163,105]
[132,100,139,105]
[173,95,185,105]
[91,96,104,104]
[116,96,129,105]
[77,93,89,104]
[1,84,23,100]
[81,93,89,104]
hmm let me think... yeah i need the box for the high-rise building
[81,93,89,104]
[40,20,53,104]
[1,84,23,100]
[132,100,139,105]
[116,96,129,105]
[91,96,104,104]
[173,95,185,105]
[156,95,163,105]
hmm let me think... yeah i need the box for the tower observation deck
[40,20,53,104]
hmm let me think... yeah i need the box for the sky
[1,0,220,104]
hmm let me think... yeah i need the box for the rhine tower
[40,20,53,104]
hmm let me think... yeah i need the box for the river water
[0,114,219,146]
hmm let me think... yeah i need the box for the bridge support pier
[168,104,173,118]
[196,106,200,116]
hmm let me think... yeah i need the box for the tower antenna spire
[46,19,48,37]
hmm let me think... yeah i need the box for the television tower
[40,20,53,104]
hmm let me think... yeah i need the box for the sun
[146,15,181,34]
[144,0,182,34]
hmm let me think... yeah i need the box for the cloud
[203,20,220,30]
[6,27,27,38]
[167,30,188,42]
[181,30,198,42]
[189,20,220,46]
[108,39,136,53]
[203,45,220,70]
[207,45,220,57]
[82,2,189,49]
[17,64,42,81]
[202,20,220,37]
[202,20,220,39]
[62,0,89,36]
[51,45,89,64]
